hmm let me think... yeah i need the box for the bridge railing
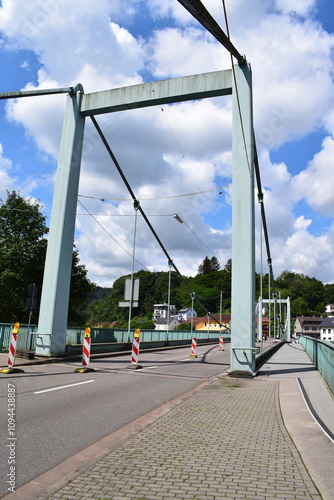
[299,336,334,393]
[0,323,231,355]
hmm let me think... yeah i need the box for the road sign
[124,278,139,301]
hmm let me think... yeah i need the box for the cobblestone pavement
[38,377,321,500]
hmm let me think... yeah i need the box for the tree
[198,256,221,275]
[0,191,48,322]
[0,191,94,324]
[68,247,96,325]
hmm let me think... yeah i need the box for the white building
[177,307,197,322]
[319,316,334,342]
[153,303,179,331]
[326,304,334,315]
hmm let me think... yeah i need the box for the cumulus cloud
[0,0,334,286]
[0,144,15,198]
[291,135,334,217]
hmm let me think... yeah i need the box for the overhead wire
[160,105,225,235]
[77,198,148,270]
[222,0,251,177]
[90,114,226,327]
[220,0,283,331]
[77,185,227,202]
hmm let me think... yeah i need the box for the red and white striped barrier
[0,323,24,374]
[8,323,20,367]
[219,336,224,351]
[189,337,197,358]
[75,328,95,373]
[82,333,91,367]
[128,329,142,369]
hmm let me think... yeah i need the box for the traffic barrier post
[219,336,224,351]
[75,328,95,373]
[189,337,197,358]
[127,329,142,369]
[0,323,24,374]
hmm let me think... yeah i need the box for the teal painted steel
[300,336,334,394]
[0,324,38,351]
[230,63,255,374]
[81,70,232,116]
[0,324,13,352]
[36,88,85,356]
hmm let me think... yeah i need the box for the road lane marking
[34,380,95,394]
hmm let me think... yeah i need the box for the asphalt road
[0,343,230,496]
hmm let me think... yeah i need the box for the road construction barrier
[0,323,24,374]
[189,337,197,358]
[128,329,142,369]
[75,328,95,373]
[219,336,224,351]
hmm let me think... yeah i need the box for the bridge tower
[36,65,256,376]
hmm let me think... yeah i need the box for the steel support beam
[81,70,232,116]
[36,88,85,356]
[36,67,257,368]
[230,63,256,376]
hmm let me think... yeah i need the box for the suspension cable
[177,0,246,64]
[90,115,226,327]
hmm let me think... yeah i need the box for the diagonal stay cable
[253,136,285,333]
[177,0,245,64]
[90,115,224,326]
[253,136,275,292]
[77,198,147,269]
[222,0,251,177]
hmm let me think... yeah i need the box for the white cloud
[146,26,230,78]
[291,135,334,217]
[0,144,15,198]
[274,216,334,283]
[274,0,316,17]
[0,0,334,286]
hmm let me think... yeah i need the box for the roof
[295,316,323,326]
[184,314,231,325]
[320,317,334,328]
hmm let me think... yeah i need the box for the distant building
[294,316,323,339]
[183,314,231,332]
[319,316,334,342]
[177,307,197,322]
[153,303,180,331]
[255,316,270,338]
[326,304,334,315]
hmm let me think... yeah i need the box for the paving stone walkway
[38,377,322,500]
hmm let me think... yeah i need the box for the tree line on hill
[1,191,334,329]
[87,262,334,330]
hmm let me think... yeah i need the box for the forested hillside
[1,188,332,330]
[85,260,334,329]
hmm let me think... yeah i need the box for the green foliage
[197,256,221,274]
[275,270,326,317]
[0,191,94,325]
[67,247,95,325]
[176,322,193,331]
[0,191,48,322]
[86,264,232,325]
[1,190,329,327]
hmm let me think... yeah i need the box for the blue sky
[0,0,334,287]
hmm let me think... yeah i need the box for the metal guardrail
[0,323,231,354]
[299,336,334,394]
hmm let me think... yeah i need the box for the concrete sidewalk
[2,343,334,500]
